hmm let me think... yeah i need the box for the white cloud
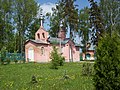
[40,2,56,16]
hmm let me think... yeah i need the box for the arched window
[37,33,40,39]
[42,33,45,38]
[41,47,44,55]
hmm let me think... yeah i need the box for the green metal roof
[48,37,69,44]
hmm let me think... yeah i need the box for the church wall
[25,42,37,62]
[35,44,49,62]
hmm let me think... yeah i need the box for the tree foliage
[82,62,94,76]
[94,33,120,90]
[50,46,65,69]
[0,0,14,52]
[0,0,39,53]
[88,0,105,45]
[27,18,41,39]
[13,0,39,53]
[61,0,79,39]
[100,0,120,35]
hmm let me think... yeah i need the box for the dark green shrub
[31,75,37,84]
[14,60,18,64]
[94,33,120,90]
[0,57,4,65]
[82,62,94,76]
[22,59,26,63]
[0,47,7,65]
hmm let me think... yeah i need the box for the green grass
[0,62,94,90]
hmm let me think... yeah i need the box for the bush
[0,47,7,65]
[94,33,120,90]
[59,56,65,66]
[82,62,94,76]
[14,60,18,64]
[50,46,65,69]
[6,59,10,64]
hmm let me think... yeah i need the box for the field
[0,62,94,90]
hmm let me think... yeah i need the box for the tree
[27,18,41,39]
[61,0,79,39]
[100,0,120,35]
[27,7,42,39]
[13,0,39,53]
[0,0,14,52]
[78,7,91,59]
[50,46,65,69]
[88,0,120,89]
[94,33,120,90]
[88,0,105,45]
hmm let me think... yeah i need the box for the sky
[37,0,90,16]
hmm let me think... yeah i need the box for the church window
[41,47,44,55]
[37,33,40,39]
[42,33,45,38]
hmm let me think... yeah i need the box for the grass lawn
[0,62,94,90]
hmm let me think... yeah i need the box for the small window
[41,47,44,55]
[37,33,40,39]
[42,33,45,38]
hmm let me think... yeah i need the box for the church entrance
[28,47,34,62]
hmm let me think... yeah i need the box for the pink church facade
[25,26,80,62]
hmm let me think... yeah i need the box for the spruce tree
[88,0,104,45]
[94,33,120,90]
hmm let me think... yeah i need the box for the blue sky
[37,0,89,8]
[37,0,90,9]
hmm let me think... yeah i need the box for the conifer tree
[88,0,105,45]
[94,33,120,90]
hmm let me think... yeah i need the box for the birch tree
[100,0,120,35]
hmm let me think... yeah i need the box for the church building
[25,16,80,62]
